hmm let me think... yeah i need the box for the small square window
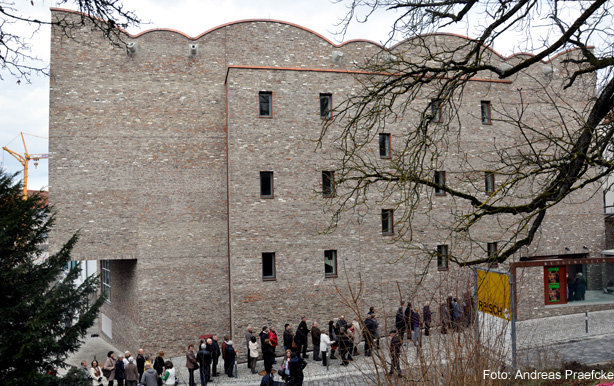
[259,91,272,117]
[260,171,274,198]
[324,250,337,277]
[430,99,442,123]
[262,252,276,280]
[379,133,391,158]
[434,171,446,195]
[322,171,334,197]
[320,93,332,119]
[485,172,495,194]
[381,209,394,234]
[437,245,449,271]
[481,101,491,124]
[487,242,498,259]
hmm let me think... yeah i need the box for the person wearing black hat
[103,351,117,385]
[388,330,402,377]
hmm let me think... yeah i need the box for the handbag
[291,340,298,350]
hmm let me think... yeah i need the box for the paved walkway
[64,309,614,385]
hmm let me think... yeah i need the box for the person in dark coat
[423,302,432,336]
[311,322,321,361]
[388,330,402,376]
[363,315,377,356]
[115,355,126,386]
[288,352,307,386]
[153,352,165,376]
[211,336,221,377]
[410,308,421,346]
[260,326,270,347]
[575,273,587,300]
[338,327,350,366]
[328,320,338,359]
[136,349,145,382]
[297,317,309,358]
[568,273,577,301]
[196,343,211,385]
[262,338,276,375]
[283,324,294,352]
[224,341,237,378]
[395,301,409,341]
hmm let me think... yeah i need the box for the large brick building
[49,8,613,356]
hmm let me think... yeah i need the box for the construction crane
[3,132,49,200]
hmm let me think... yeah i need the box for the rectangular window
[381,209,394,234]
[322,171,334,197]
[481,101,491,124]
[262,252,276,280]
[101,260,110,302]
[260,171,274,198]
[259,91,272,117]
[437,244,449,271]
[379,133,391,158]
[430,99,442,123]
[487,242,498,259]
[324,250,337,277]
[485,172,495,194]
[434,171,446,195]
[320,93,332,119]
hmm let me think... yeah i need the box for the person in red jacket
[268,327,279,355]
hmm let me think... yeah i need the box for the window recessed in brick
[260,171,274,198]
[481,101,492,124]
[437,244,449,271]
[379,133,391,158]
[434,171,446,195]
[430,99,442,123]
[259,91,272,117]
[322,170,334,197]
[262,252,276,280]
[324,249,337,277]
[485,172,495,194]
[101,260,111,302]
[487,242,498,259]
[320,93,332,119]
[381,209,394,234]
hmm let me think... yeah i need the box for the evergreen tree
[0,170,104,386]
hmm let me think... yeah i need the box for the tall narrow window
[324,250,338,277]
[481,101,491,124]
[437,244,449,271]
[381,209,394,234]
[260,171,274,198]
[379,133,391,158]
[262,252,276,280]
[430,99,442,123]
[101,260,111,302]
[259,91,272,117]
[485,172,495,194]
[320,93,332,118]
[434,171,446,195]
[322,171,334,197]
[487,242,498,259]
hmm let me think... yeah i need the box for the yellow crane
[3,132,49,200]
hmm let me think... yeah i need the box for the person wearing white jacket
[248,336,260,374]
[319,330,335,367]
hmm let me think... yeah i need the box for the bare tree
[319,0,614,266]
[0,0,139,82]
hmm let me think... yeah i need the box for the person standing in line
[363,315,377,356]
[335,315,348,336]
[440,302,450,334]
[395,301,408,342]
[352,317,362,356]
[410,307,421,346]
[319,329,334,367]
[103,351,117,386]
[125,357,139,386]
[161,361,176,386]
[140,363,158,386]
[90,360,104,386]
[310,322,321,361]
[279,349,292,382]
[224,341,237,378]
[185,344,198,386]
[211,336,221,377]
[136,348,145,381]
[245,325,254,369]
[123,352,131,366]
[80,360,92,380]
[388,330,402,377]
[283,324,294,352]
[153,351,165,376]
[196,342,210,386]
[423,301,432,337]
[288,352,307,386]
[268,327,279,355]
[297,316,309,358]
[328,320,339,359]
[260,326,270,347]
[249,336,260,374]
[221,335,229,365]
[115,354,126,386]
[262,338,276,375]
[452,298,462,332]
[338,327,350,366]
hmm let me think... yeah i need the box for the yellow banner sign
[477,269,511,321]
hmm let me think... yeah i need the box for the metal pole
[585,311,589,334]
[326,348,329,371]
[473,268,479,345]
[510,273,517,371]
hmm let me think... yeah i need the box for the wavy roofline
[51,7,592,64]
